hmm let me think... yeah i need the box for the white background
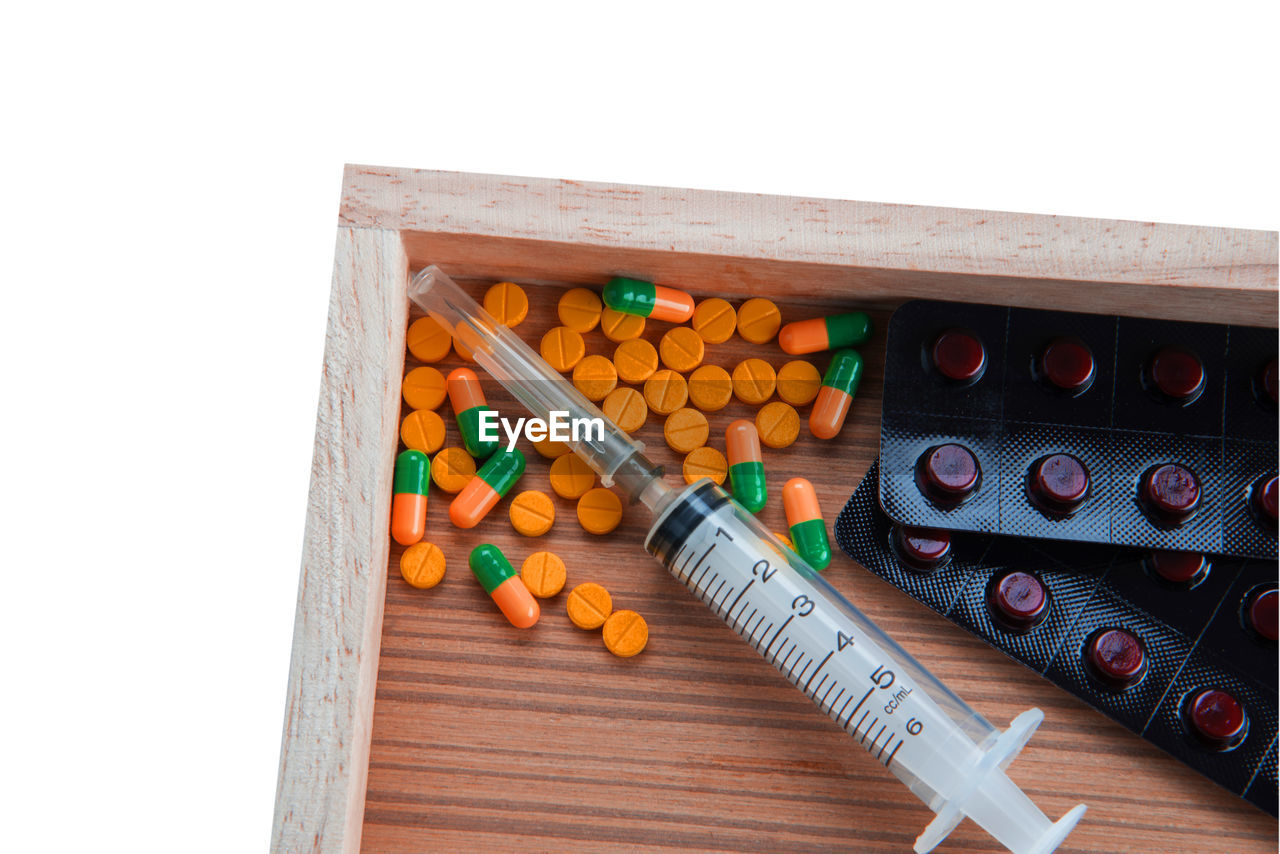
[1,3,1276,852]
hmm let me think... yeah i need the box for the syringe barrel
[408,266,665,503]
[645,480,998,796]
[645,481,1083,853]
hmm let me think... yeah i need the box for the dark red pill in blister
[1247,588,1278,642]
[1252,474,1278,523]
[1041,338,1095,392]
[1028,453,1090,515]
[1259,358,1277,406]
[894,525,952,570]
[1140,463,1201,524]
[1186,688,1248,749]
[1148,347,1205,403]
[1085,628,1147,690]
[932,330,986,382]
[987,571,1050,632]
[919,443,980,501]
[1148,550,1209,585]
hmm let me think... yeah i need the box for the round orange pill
[692,298,737,344]
[532,436,572,459]
[573,355,618,401]
[558,287,603,333]
[775,532,795,551]
[566,582,612,629]
[453,337,476,362]
[659,326,705,372]
[732,358,777,405]
[600,307,646,342]
[777,359,822,406]
[540,326,586,372]
[577,487,623,535]
[402,366,447,410]
[509,489,556,536]
[399,541,446,589]
[483,281,529,327]
[602,387,648,434]
[683,446,728,485]
[737,298,782,344]
[755,401,800,449]
[549,453,595,499]
[520,551,567,598]
[644,369,689,415]
[406,316,452,363]
[430,446,476,493]
[602,609,649,657]
[401,409,446,455]
[613,338,659,384]
[664,407,710,454]
[687,364,733,412]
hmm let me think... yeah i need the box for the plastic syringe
[409,266,1086,854]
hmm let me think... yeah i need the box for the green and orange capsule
[602,277,696,324]
[726,419,767,513]
[469,543,540,628]
[391,449,430,545]
[810,349,864,440]
[782,477,831,570]
[447,367,499,459]
[449,447,526,529]
[779,312,872,355]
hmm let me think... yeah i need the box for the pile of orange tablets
[391,276,874,656]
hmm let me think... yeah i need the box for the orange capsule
[810,350,864,440]
[778,312,872,355]
[447,368,499,458]
[782,478,831,570]
[725,420,766,513]
[603,277,696,323]
[470,544,540,629]
[449,448,526,529]
[391,450,430,545]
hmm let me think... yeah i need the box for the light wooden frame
[272,165,1277,853]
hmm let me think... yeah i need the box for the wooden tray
[273,166,1278,853]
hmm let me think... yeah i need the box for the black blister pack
[837,461,1279,815]
[878,300,1278,559]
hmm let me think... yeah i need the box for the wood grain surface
[273,227,409,854]
[342,166,1279,327]
[360,276,1277,853]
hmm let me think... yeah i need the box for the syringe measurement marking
[696,573,720,604]
[715,585,739,618]
[707,579,728,611]
[803,651,833,693]
[723,579,754,623]
[673,523,924,773]
[844,686,875,728]
[777,646,797,672]
[761,616,794,658]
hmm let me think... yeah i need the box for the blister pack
[836,461,1278,816]
[877,300,1277,559]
